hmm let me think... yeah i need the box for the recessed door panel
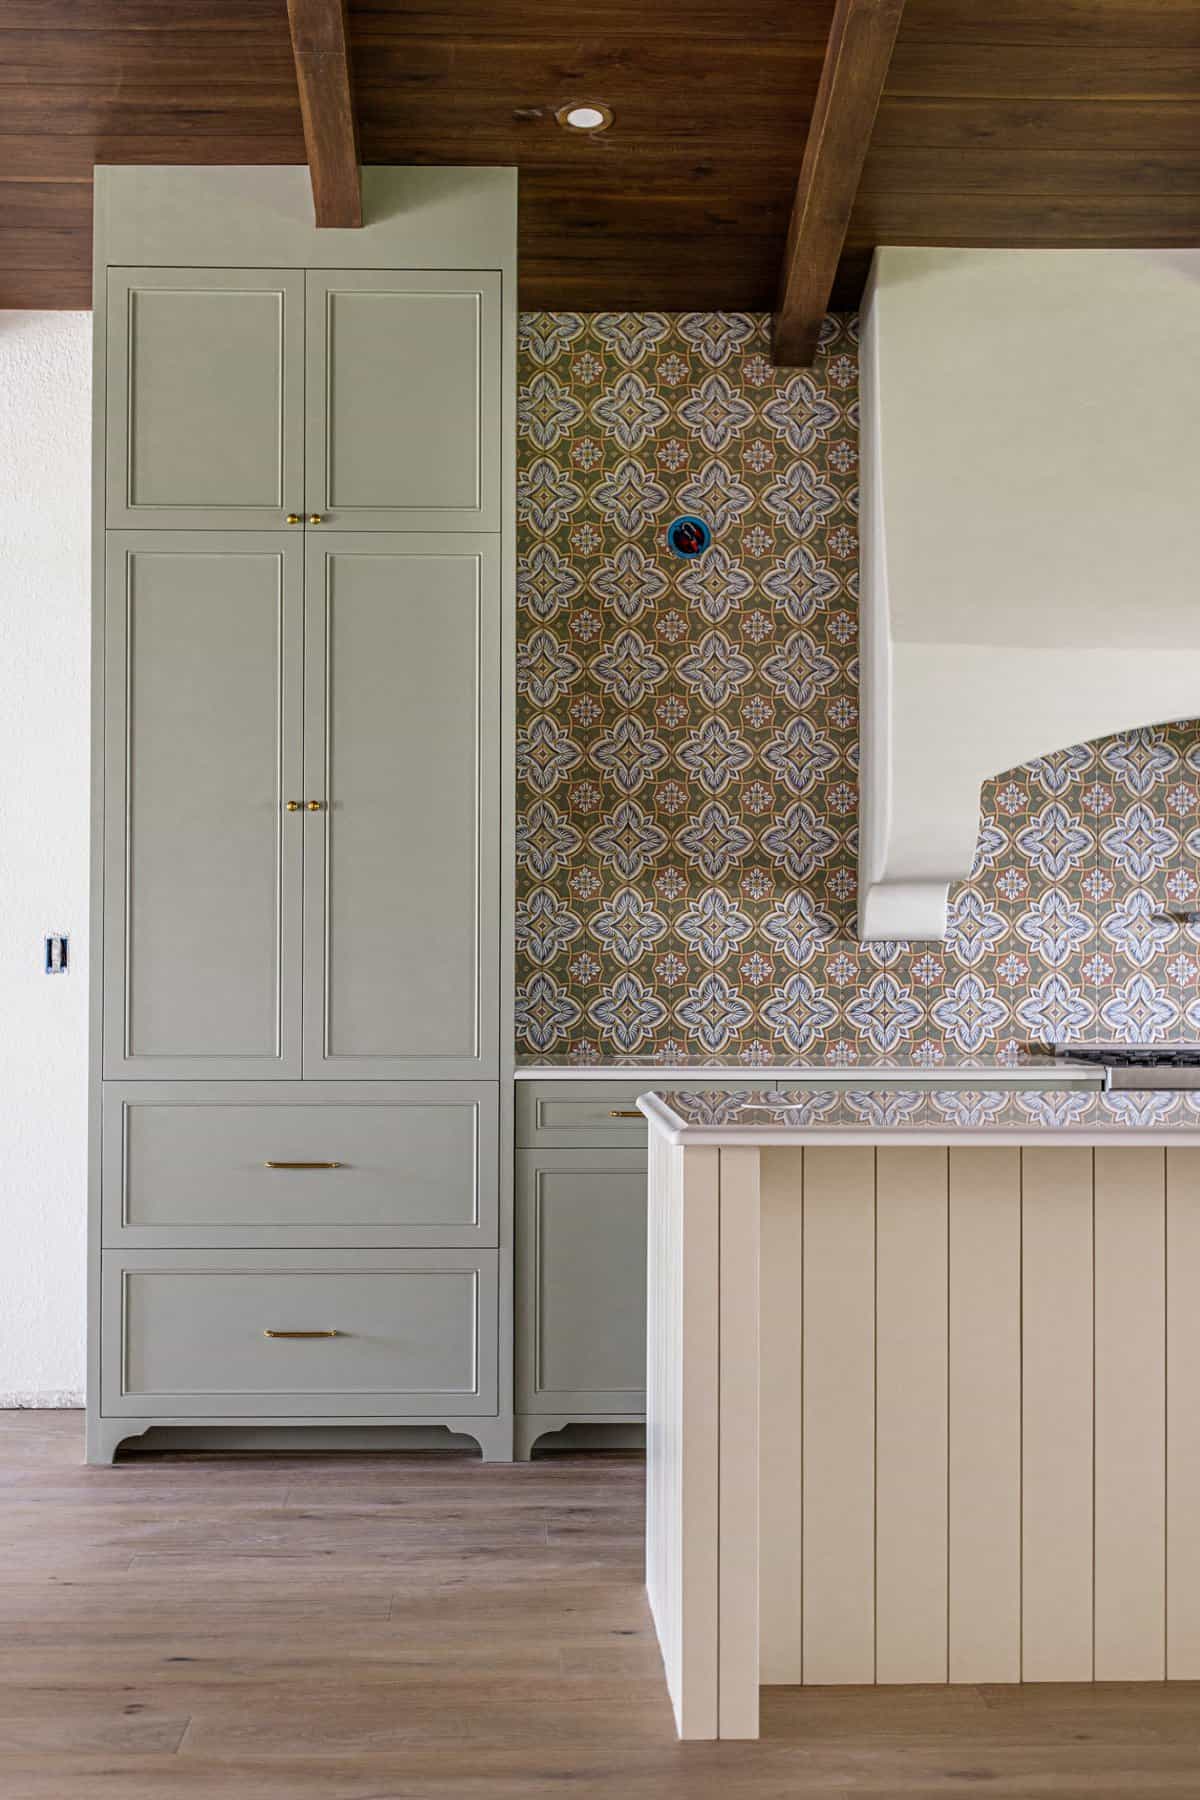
[306,271,501,530]
[304,535,499,1078]
[106,269,304,530]
[103,534,303,1078]
[516,1152,648,1416]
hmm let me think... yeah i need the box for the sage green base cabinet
[515,1150,648,1458]
[89,167,516,1464]
[512,1079,765,1459]
[514,1082,652,1457]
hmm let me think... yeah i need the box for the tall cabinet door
[105,268,306,531]
[103,534,304,1078]
[303,535,499,1078]
[305,271,502,531]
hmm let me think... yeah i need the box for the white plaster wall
[0,312,91,1405]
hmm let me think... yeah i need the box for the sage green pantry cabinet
[89,166,515,1465]
[101,535,499,1082]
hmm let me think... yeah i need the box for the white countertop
[515,1056,1101,1088]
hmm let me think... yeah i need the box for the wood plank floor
[3,1413,1200,1798]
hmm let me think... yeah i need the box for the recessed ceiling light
[556,103,613,132]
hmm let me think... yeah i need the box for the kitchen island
[638,1086,1200,1739]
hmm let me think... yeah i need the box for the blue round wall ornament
[666,515,712,559]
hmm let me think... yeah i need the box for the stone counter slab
[641,1085,1200,1145]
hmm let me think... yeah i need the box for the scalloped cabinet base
[858,247,1200,942]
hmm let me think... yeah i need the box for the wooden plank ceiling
[1,0,1199,314]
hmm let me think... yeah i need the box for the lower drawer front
[102,1250,498,1417]
[102,1083,497,1247]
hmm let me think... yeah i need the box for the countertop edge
[516,1062,1099,1085]
[636,1094,1200,1148]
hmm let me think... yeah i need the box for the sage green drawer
[516,1082,654,1148]
[102,1082,497,1247]
[515,1080,746,1148]
[101,1249,498,1417]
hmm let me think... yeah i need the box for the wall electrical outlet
[44,933,69,974]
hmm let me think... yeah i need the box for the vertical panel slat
[949,1145,1022,1682]
[875,1146,949,1682]
[802,1145,875,1684]
[1094,1147,1166,1679]
[645,1138,722,1739]
[1022,1146,1094,1681]
[758,1147,805,1684]
[1167,1149,1200,1677]
[677,1146,721,1738]
[718,1147,760,1737]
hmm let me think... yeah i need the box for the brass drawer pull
[263,1329,340,1339]
[263,1160,342,1170]
[609,1109,641,1119]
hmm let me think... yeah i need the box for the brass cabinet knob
[308,514,323,525]
[306,800,324,812]
[285,800,301,812]
[285,514,302,525]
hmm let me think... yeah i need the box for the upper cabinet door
[103,534,304,1078]
[305,271,501,532]
[105,269,305,531]
[303,535,500,1079]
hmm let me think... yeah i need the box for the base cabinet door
[516,1151,647,1418]
[102,1249,499,1417]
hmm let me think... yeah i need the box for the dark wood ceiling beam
[773,0,906,366]
[285,0,361,228]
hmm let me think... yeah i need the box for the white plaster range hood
[857,247,1200,941]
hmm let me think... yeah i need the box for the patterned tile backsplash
[515,310,1200,1065]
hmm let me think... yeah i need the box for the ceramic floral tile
[514,309,1200,1064]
